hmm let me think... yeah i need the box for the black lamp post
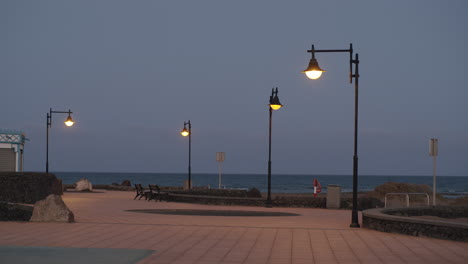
[266,88,283,207]
[303,43,361,228]
[180,120,192,190]
[46,108,75,174]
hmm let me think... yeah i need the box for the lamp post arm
[50,110,73,114]
[45,108,74,173]
[306,44,356,84]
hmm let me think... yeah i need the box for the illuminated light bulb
[302,57,325,80]
[305,70,323,80]
[270,104,282,110]
[64,115,75,127]
[181,128,189,136]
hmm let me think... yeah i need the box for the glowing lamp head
[64,114,75,127]
[181,128,189,137]
[269,104,282,110]
[269,87,283,110]
[303,58,325,80]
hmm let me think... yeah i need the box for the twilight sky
[2,0,467,176]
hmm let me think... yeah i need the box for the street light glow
[304,70,323,80]
[181,128,189,137]
[269,104,282,110]
[303,57,326,80]
[64,114,75,127]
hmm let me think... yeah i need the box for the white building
[0,130,26,172]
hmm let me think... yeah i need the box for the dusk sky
[2,1,467,176]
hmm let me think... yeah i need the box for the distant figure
[121,180,131,187]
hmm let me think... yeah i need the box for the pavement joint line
[239,228,262,264]
[196,226,234,262]
[217,227,249,263]
[265,228,279,264]
[429,237,468,260]
[306,228,316,264]
[354,229,386,263]
[339,229,361,262]
[324,230,340,263]
[146,225,200,258]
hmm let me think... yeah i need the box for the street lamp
[180,120,192,190]
[46,108,75,173]
[266,88,283,207]
[303,43,361,228]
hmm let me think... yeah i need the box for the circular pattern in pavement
[126,209,300,217]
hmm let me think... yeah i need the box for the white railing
[384,193,430,208]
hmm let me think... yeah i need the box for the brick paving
[0,190,467,263]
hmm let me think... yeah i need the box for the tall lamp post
[303,43,361,228]
[46,108,75,173]
[180,120,192,190]
[266,88,283,207]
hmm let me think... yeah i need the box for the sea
[54,172,468,197]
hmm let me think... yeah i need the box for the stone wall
[383,206,468,218]
[0,172,63,204]
[362,207,468,242]
[0,202,33,221]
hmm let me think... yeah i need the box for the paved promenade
[1,190,467,263]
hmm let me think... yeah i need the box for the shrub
[246,187,262,198]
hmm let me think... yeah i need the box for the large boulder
[75,178,93,191]
[30,194,74,223]
[121,180,131,187]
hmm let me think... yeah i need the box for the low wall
[0,172,63,204]
[362,206,468,242]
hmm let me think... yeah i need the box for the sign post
[429,138,438,205]
[216,152,225,189]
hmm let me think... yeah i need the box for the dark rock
[121,180,131,187]
[30,194,74,223]
[111,182,120,186]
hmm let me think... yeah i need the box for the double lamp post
[302,43,361,228]
[266,88,283,207]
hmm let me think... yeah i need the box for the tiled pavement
[0,191,467,263]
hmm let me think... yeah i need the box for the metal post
[433,155,437,205]
[266,107,273,207]
[188,120,192,190]
[429,138,438,206]
[218,162,222,189]
[350,53,360,228]
[306,44,360,228]
[46,112,50,174]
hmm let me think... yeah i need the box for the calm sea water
[54,172,468,195]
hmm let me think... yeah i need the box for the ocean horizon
[53,172,468,195]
